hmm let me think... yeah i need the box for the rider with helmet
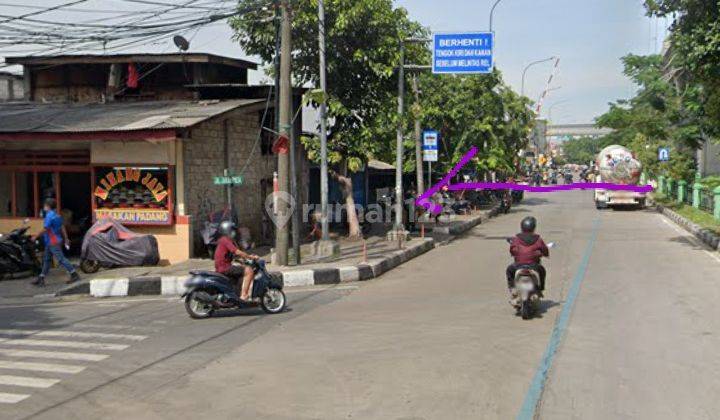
[506,216,549,298]
[214,220,259,302]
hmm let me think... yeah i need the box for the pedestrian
[31,198,80,287]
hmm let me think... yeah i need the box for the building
[0,71,23,102]
[0,53,306,263]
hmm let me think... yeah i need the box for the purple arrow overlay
[415,147,654,215]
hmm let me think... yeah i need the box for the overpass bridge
[546,124,613,138]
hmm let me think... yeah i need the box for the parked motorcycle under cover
[81,219,159,268]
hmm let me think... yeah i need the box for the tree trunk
[331,170,361,238]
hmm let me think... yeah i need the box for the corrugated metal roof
[5,53,257,69]
[0,99,265,133]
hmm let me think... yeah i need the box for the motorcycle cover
[81,219,159,267]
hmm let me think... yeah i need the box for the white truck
[593,145,646,209]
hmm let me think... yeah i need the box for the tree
[231,0,426,238]
[408,71,534,178]
[645,0,720,138]
[595,53,698,180]
[562,136,613,165]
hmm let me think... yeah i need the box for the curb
[656,205,720,251]
[55,238,436,298]
[433,203,502,238]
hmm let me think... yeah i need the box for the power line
[0,0,90,24]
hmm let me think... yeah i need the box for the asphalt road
[1,190,719,420]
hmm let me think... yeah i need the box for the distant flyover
[546,124,613,138]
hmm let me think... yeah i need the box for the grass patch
[654,193,720,235]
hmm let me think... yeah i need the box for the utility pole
[412,74,424,195]
[318,0,330,242]
[394,42,405,233]
[275,0,292,266]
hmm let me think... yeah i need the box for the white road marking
[0,375,59,388]
[0,360,85,374]
[660,217,720,264]
[0,338,129,351]
[0,329,147,341]
[0,349,108,362]
[0,392,30,404]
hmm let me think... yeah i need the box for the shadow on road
[521,198,551,206]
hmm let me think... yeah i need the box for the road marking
[0,349,108,362]
[0,338,129,351]
[660,217,720,264]
[0,329,147,341]
[0,392,30,404]
[0,360,85,374]
[0,375,60,388]
[517,218,601,420]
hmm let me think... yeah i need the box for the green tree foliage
[562,136,613,165]
[595,54,697,181]
[231,0,425,236]
[230,0,426,173]
[645,0,720,136]
[410,72,534,175]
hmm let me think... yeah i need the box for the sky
[395,0,669,124]
[0,0,669,125]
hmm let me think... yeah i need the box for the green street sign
[213,175,243,186]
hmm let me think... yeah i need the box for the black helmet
[521,216,537,233]
[218,220,237,239]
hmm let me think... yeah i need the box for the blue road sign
[423,130,439,162]
[658,147,670,162]
[432,32,494,74]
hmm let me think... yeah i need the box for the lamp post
[521,56,557,96]
[489,0,504,32]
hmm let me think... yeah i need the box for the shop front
[0,134,192,265]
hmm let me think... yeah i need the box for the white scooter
[506,239,555,320]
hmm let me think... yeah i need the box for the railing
[699,187,715,214]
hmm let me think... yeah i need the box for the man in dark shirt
[214,221,259,302]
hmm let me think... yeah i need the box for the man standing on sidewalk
[31,198,80,287]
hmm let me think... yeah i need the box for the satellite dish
[173,35,190,52]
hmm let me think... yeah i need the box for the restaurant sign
[94,208,172,225]
[93,167,172,226]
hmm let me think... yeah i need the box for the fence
[659,176,718,220]
[698,187,715,214]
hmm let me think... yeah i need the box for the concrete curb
[656,205,720,251]
[433,203,502,239]
[55,238,436,298]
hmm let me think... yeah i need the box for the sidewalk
[0,202,501,299]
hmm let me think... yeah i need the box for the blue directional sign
[658,147,670,162]
[432,32,494,74]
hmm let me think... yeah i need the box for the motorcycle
[506,238,555,320]
[498,190,512,214]
[182,259,286,319]
[0,219,41,279]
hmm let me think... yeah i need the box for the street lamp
[489,0,505,32]
[521,56,557,96]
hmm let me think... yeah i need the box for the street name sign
[423,130,439,162]
[432,32,494,74]
[213,175,244,186]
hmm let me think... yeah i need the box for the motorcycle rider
[32,198,80,287]
[506,216,549,301]
[214,220,259,302]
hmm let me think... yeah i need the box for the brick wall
[183,107,306,255]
